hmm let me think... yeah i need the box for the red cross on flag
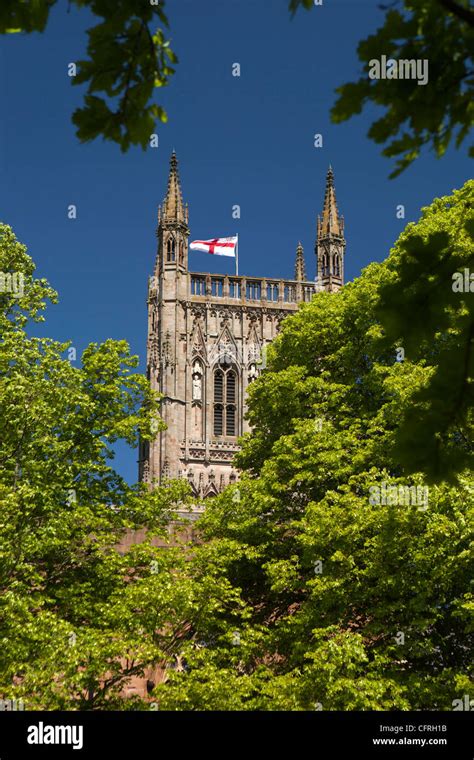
[190,236,238,257]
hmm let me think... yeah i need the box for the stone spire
[294,242,306,282]
[317,165,344,239]
[315,166,346,292]
[160,151,188,226]
[156,151,190,274]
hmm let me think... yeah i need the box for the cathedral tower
[140,154,346,499]
[316,166,345,292]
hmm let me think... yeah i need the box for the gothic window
[227,370,236,403]
[322,254,329,277]
[167,237,176,263]
[214,369,223,401]
[179,242,184,265]
[214,404,223,436]
[213,366,238,437]
[226,405,236,436]
[334,254,340,276]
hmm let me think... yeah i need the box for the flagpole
[236,234,239,277]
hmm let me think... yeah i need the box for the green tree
[154,182,474,710]
[0,0,177,151]
[293,0,474,177]
[376,182,474,480]
[0,223,203,709]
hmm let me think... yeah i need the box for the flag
[190,236,237,257]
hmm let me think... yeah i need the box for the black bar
[0,711,472,758]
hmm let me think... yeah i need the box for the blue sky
[0,0,470,483]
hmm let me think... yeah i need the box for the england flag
[190,236,237,257]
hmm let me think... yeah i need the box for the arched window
[214,367,238,436]
[322,254,328,277]
[226,405,236,436]
[214,404,223,436]
[334,254,340,276]
[167,237,176,263]
[179,242,184,265]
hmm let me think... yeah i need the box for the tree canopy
[0,223,196,708]
[1,182,472,709]
[376,183,474,479]
[153,181,474,710]
[293,0,474,176]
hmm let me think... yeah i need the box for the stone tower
[139,154,346,498]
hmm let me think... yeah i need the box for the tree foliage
[0,223,196,708]
[292,0,474,177]
[1,182,473,709]
[0,0,176,151]
[153,182,474,710]
[376,182,474,479]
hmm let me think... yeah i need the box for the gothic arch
[191,319,208,363]
[212,325,240,371]
[166,237,176,263]
[322,253,329,276]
